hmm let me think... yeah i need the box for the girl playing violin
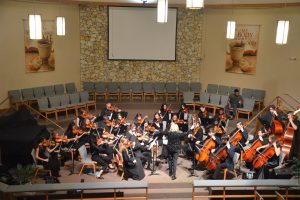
[255,134,282,179]
[119,137,145,180]
[152,112,163,131]
[158,104,171,129]
[178,103,189,132]
[198,105,212,128]
[34,137,61,177]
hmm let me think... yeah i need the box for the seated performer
[213,109,228,128]
[178,103,189,132]
[225,89,243,120]
[134,113,148,132]
[211,135,235,179]
[89,131,115,175]
[185,121,204,160]
[259,104,284,131]
[119,137,145,180]
[198,105,212,128]
[230,121,248,153]
[255,134,281,179]
[152,112,163,131]
[35,137,61,177]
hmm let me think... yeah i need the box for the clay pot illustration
[229,41,245,66]
[37,39,52,64]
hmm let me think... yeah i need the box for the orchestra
[30,101,300,182]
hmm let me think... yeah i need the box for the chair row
[207,84,266,110]
[183,91,256,120]
[83,82,202,102]
[8,83,77,109]
[37,91,96,121]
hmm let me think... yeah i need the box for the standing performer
[225,89,243,120]
[165,123,186,180]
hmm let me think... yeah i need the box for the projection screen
[108,6,177,61]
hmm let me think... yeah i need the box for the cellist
[211,135,235,179]
[259,105,284,131]
[255,134,281,179]
[185,121,204,161]
[229,122,248,154]
[287,111,300,158]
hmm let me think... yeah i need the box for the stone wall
[80,5,203,84]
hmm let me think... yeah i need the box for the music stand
[149,138,159,176]
[188,143,200,177]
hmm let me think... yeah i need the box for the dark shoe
[171,175,176,180]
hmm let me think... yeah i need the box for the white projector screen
[108,7,177,61]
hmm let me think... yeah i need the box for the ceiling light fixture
[157,0,168,23]
[186,0,204,9]
[29,14,42,40]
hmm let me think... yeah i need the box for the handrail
[0,96,9,106]
[275,191,286,200]
[23,103,64,130]
[283,93,300,106]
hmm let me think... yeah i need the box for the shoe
[171,175,176,180]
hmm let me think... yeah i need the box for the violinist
[89,131,114,177]
[158,104,171,130]
[211,135,235,180]
[115,113,128,135]
[225,89,243,120]
[152,112,163,131]
[100,102,114,121]
[126,125,152,170]
[134,113,147,131]
[34,137,61,177]
[185,121,204,160]
[178,103,189,132]
[211,120,226,136]
[198,105,211,128]
[213,109,228,128]
[119,137,145,180]
[255,134,281,179]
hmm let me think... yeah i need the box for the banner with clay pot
[225,24,260,75]
[23,20,55,73]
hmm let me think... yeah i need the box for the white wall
[0,0,80,109]
[200,7,300,103]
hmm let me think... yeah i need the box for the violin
[118,118,127,126]
[86,122,98,130]
[137,134,149,142]
[174,119,185,124]
[125,141,134,149]
[55,135,69,143]
[72,128,84,135]
[219,114,227,122]
[137,115,148,125]
[214,126,223,134]
[102,130,115,140]
[97,138,105,146]
[182,107,189,114]
[82,113,95,120]
[42,140,56,147]
[145,126,156,133]
[108,105,120,112]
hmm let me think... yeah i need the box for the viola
[242,138,263,162]
[252,144,276,169]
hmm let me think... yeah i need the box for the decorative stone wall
[80,5,203,84]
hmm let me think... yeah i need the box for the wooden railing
[0,181,148,200]
[192,179,300,200]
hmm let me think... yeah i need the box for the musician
[134,113,147,131]
[185,121,204,160]
[225,89,243,120]
[255,134,281,179]
[213,109,228,128]
[198,105,211,128]
[259,105,284,130]
[115,112,128,135]
[211,120,226,136]
[178,103,189,132]
[230,122,248,153]
[152,112,163,131]
[158,104,171,130]
[119,137,145,180]
[100,102,114,121]
[247,128,268,145]
[126,125,152,169]
[207,128,222,147]
[35,137,61,177]
[287,111,300,158]
[164,122,186,180]
[211,135,235,180]
[89,131,115,175]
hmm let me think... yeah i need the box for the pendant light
[186,0,204,9]
[226,0,236,39]
[157,0,168,23]
[29,14,42,40]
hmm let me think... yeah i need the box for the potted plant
[11,164,36,185]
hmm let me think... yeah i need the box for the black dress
[121,148,145,180]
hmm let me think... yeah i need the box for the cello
[252,145,275,169]
[281,108,300,159]
[243,138,263,162]
[206,145,228,171]
[197,137,216,164]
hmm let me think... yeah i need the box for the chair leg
[93,164,96,178]
[34,168,40,179]
[233,170,238,178]
[79,164,85,176]
[223,168,227,180]
[49,170,52,177]
[121,172,124,181]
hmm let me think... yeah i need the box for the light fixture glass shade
[226,20,236,39]
[29,14,42,40]
[276,20,289,45]
[157,0,168,23]
[56,16,65,36]
[186,0,204,9]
